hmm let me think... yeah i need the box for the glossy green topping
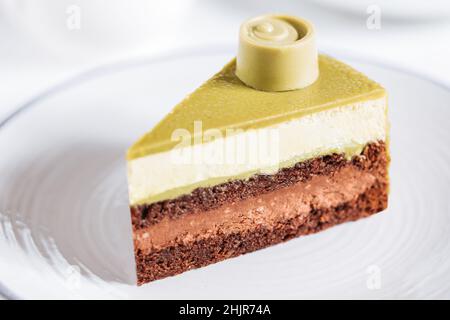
[127,55,385,160]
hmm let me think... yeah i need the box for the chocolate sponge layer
[132,142,388,285]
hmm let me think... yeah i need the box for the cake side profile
[132,142,388,284]
[127,15,390,285]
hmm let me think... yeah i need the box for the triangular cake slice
[127,17,389,285]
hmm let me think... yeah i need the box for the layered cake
[127,15,389,285]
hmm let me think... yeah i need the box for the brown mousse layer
[132,141,389,284]
[134,166,377,250]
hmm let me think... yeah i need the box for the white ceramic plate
[1,47,450,299]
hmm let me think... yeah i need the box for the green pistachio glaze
[127,55,385,160]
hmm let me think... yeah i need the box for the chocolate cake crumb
[135,178,388,285]
[132,142,389,285]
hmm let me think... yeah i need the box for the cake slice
[127,15,389,285]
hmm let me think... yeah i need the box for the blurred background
[0,0,450,121]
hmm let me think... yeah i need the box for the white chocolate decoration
[236,14,319,92]
[248,18,299,45]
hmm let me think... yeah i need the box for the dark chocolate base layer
[135,180,387,285]
[133,142,389,285]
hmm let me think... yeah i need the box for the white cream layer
[128,97,387,205]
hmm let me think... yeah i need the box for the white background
[1,0,450,121]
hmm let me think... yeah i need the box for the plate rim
[1,44,449,300]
